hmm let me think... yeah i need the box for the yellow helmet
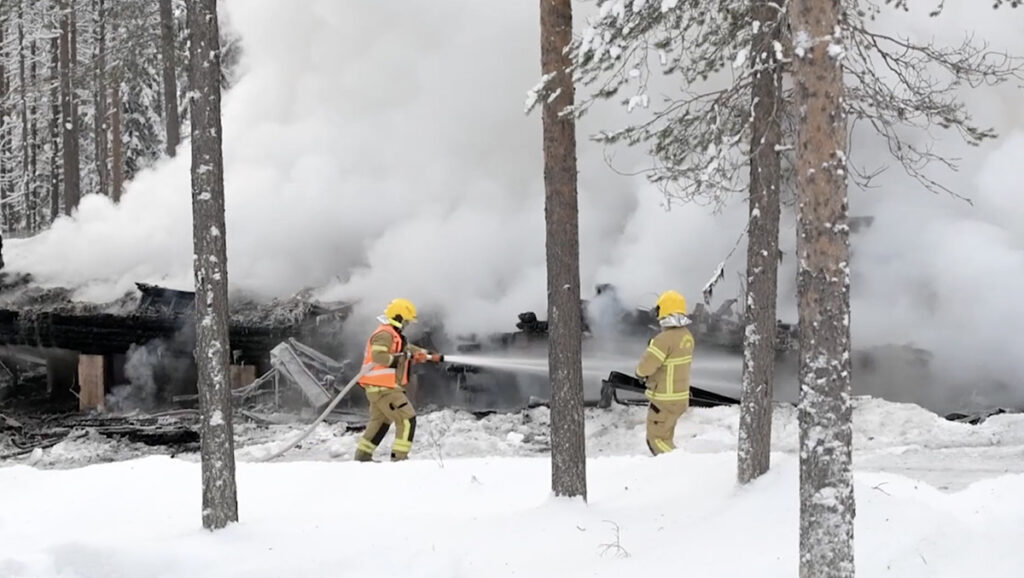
[654,290,686,318]
[384,298,417,325]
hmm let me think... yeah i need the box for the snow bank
[2,450,1023,578]
[7,398,1024,490]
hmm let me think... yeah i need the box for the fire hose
[256,363,373,462]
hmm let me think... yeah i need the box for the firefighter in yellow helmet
[634,290,694,455]
[353,298,444,462]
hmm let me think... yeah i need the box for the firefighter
[634,290,694,455]
[353,298,444,462]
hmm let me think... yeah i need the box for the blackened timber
[0,309,297,364]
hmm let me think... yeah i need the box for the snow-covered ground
[8,398,1024,490]
[2,397,1024,577]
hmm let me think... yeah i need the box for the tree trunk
[93,0,109,197]
[159,0,180,157]
[540,0,586,500]
[791,0,855,576]
[29,38,39,233]
[49,33,61,221]
[59,0,81,216]
[188,0,238,531]
[18,1,33,233]
[110,78,123,202]
[0,19,9,233]
[737,0,783,485]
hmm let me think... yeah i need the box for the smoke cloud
[5,0,1024,412]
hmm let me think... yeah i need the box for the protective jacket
[635,315,694,402]
[358,320,425,389]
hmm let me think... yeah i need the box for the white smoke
[105,342,162,412]
[4,1,1024,410]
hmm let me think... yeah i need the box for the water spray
[443,351,745,396]
[443,354,634,379]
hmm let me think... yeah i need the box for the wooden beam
[78,354,106,412]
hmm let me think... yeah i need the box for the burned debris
[0,273,359,455]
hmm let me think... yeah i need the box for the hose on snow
[256,363,372,462]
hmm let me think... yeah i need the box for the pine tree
[158,0,179,157]
[58,0,81,216]
[737,0,783,485]
[791,0,854,574]
[188,0,238,531]
[533,0,587,500]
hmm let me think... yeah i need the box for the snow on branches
[568,0,1024,206]
[569,0,764,206]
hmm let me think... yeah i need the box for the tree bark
[188,0,238,531]
[18,1,33,233]
[93,0,109,198]
[159,0,180,157]
[0,19,9,233]
[59,0,81,216]
[791,0,855,576]
[737,0,783,485]
[49,33,60,220]
[110,77,123,202]
[29,38,39,233]
[540,0,586,500]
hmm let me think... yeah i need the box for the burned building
[0,273,352,416]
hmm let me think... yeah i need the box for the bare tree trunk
[93,0,109,197]
[540,0,586,500]
[188,0,238,531]
[0,19,9,235]
[110,79,123,202]
[49,34,60,220]
[28,38,38,233]
[737,0,783,485]
[59,0,81,215]
[17,1,32,233]
[791,0,855,575]
[159,0,180,157]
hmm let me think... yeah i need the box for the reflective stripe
[357,438,377,452]
[401,419,412,440]
[370,345,391,352]
[392,439,412,452]
[645,389,689,401]
[654,439,673,453]
[365,368,396,377]
[665,355,692,365]
[646,345,667,362]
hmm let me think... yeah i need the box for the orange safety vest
[358,324,409,388]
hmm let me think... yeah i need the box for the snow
[209,410,224,427]
[733,48,748,69]
[524,72,555,114]
[793,30,811,58]
[2,398,1024,577]
[626,94,649,112]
